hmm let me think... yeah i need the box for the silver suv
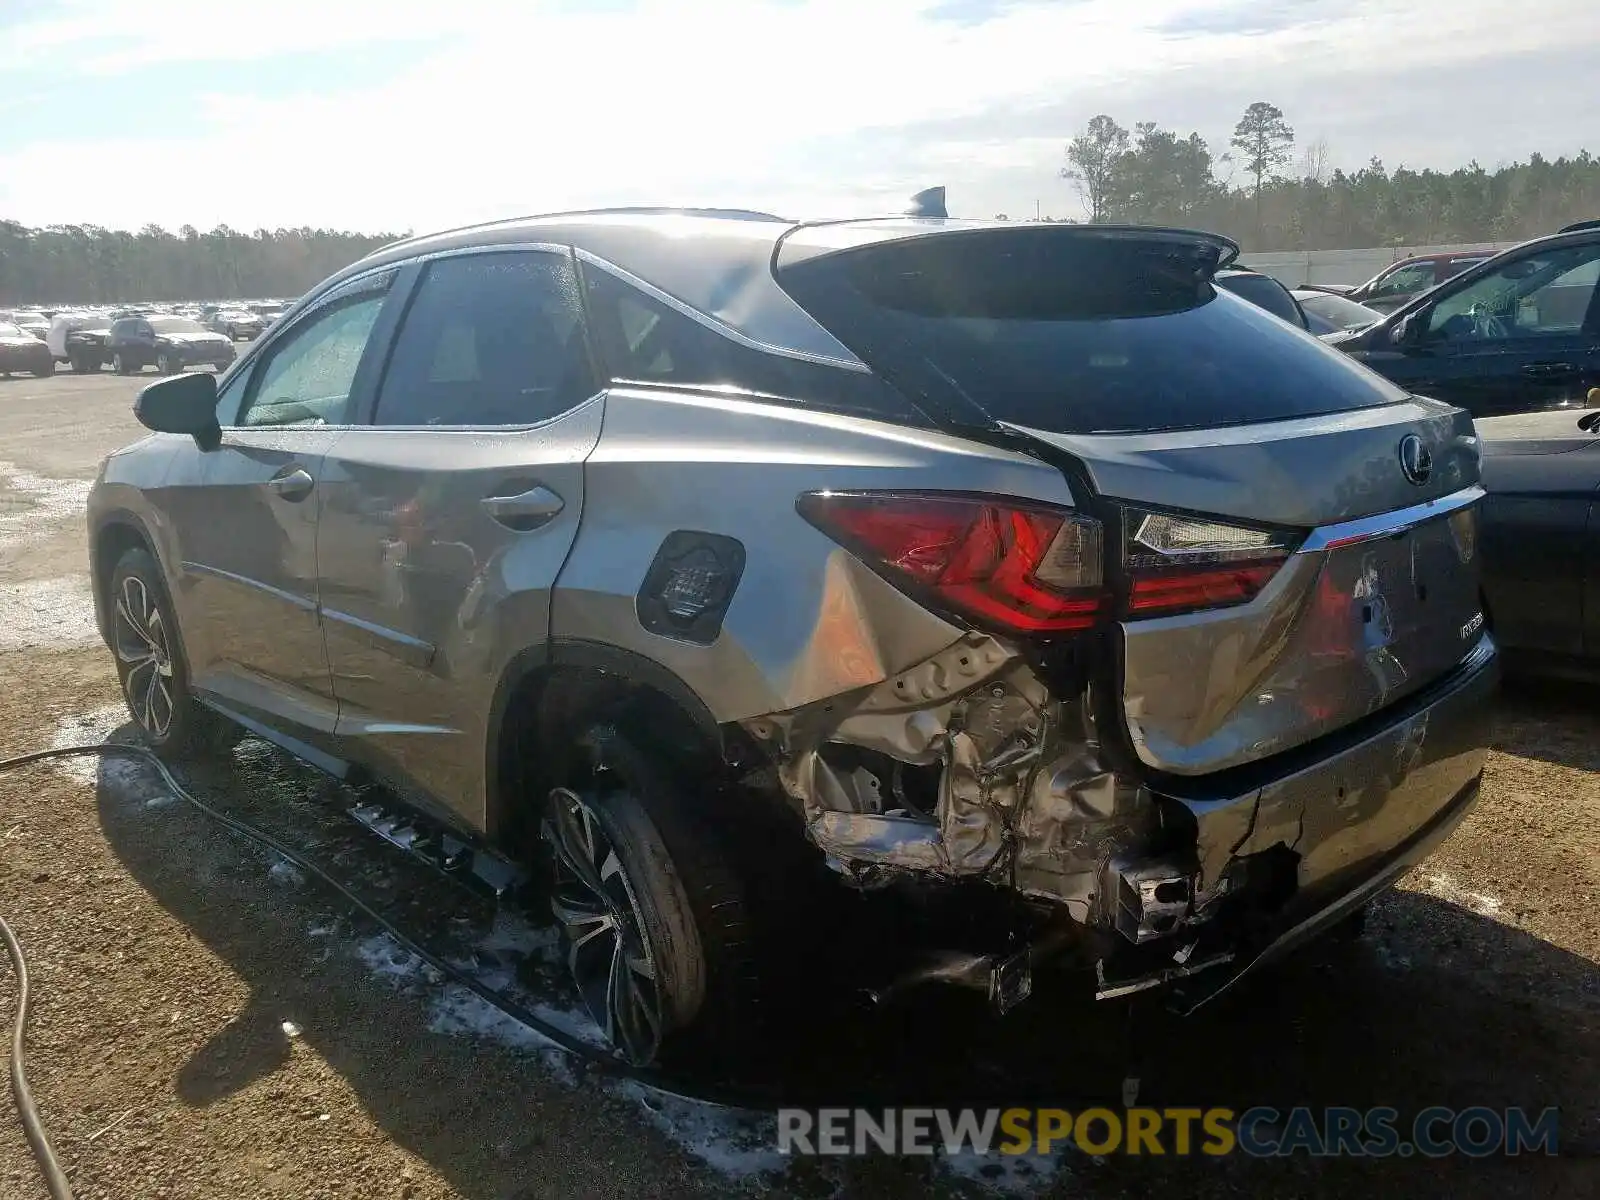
[88,208,1498,1067]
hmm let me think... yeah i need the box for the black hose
[0,911,74,1200]
[0,741,787,1144]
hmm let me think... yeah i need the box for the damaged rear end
[757,222,1497,1004]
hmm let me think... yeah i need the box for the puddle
[0,463,93,550]
[46,702,150,792]
[0,575,98,649]
[937,1147,1071,1195]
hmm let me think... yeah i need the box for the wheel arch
[484,638,735,847]
[90,511,160,645]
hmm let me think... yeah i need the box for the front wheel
[543,728,760,1068]
[113,352,132,375]
[108,548,237,758]
[32,359,54,378]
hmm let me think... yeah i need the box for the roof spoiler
[904,187,948,219]
[1559,218,1600,234]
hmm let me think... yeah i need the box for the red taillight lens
[797,491,1105,634]
[1122,508,1300,617]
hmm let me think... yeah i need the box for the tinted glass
[1297,291,1383,330]
[1369,261,1435,297]
[1214,273,1305,325]
[1424,244,1600,341]
[779,232,1406,435]
[583,264,930,425]
[374,251,592,427]
[238,293,386,427]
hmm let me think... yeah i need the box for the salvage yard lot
[0,371,1596,1199]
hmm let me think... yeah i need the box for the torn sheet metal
[748,631,1160,923]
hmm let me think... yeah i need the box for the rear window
[777,230,1406,435]
[1214,272,1305,326]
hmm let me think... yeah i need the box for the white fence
[1244,241,1522,288]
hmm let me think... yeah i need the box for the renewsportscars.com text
[777,1106,1560,1158]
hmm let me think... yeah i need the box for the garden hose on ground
[0,740,800,1200]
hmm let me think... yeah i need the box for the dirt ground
[0,369,1595,1199]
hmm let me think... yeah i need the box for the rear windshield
[1214,272,1304,325]
[778,230,1407,434]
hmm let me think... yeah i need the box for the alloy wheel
[544,786,665,1066]
[113,573,175,739]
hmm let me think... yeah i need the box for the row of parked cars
[0,298,295,377]
[84,198,1600,1068]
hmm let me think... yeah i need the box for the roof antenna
[904,186,948,219]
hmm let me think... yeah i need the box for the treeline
[0,222,405,305]
[1044,102,1600,250]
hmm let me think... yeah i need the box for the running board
[348,799,530,899]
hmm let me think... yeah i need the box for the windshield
[780,231,1405,435]
[148,316,206,334]
[1298,291,1383,329]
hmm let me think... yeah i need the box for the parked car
[1474,404,1600,679]
[1344,250,1498,314]
[46,312,112,373]
[1328,222,1600,417]
[0,321,55,376]
[1291,288,1385,336]
[1212,266,1312,330]
[207,308,266,340]
[1,310,50,340]
[88,210,1497,1066]
[108,315,236,375]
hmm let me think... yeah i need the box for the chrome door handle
[481,485,564,530]
[266,467,315,502]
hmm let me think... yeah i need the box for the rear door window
[373,250,594,427]
[777,229,1407,435]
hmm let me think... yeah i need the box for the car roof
[321,210,1243,367]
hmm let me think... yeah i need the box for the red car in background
[1338,250,1501,313]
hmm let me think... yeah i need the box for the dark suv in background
[1330,221,1600,417]
[108,315,236,375]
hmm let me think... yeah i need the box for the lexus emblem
[1398,435,1432,486]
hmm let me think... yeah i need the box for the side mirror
[1390,311,1426,347]
[135,371,221,450]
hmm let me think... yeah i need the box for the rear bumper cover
[1104,634,1498,997]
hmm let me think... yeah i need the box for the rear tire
[108,548,239,760]
[543,726,760,1068]
[156,352,179,375]
[32,359,54,378]
[113,352,132,375]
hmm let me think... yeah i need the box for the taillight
[1121,508,1300,617]
[797,491,1104,635]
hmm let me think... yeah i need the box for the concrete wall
[1243,240,1522,288]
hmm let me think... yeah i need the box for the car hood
[159,331,230,344]
[1476,409,1600,456]
[0,336,45,348]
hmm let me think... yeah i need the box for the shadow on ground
[93,726,1597,1199]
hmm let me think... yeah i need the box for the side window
[237,292,387,428]
[1370,262,1435,298]
[373,251,593,427]
[581,261,929,424]
[1425,245,1600,342]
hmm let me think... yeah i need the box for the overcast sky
[2,0,1596,233]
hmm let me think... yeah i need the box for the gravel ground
[0,371,1595,1199]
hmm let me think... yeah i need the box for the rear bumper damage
[746,629,1497,1004]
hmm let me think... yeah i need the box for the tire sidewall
[108,547,205,754]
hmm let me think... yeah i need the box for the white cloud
[2,0,1597,230]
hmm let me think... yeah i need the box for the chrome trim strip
[181,560,316,612]
[1296,485,1483,553]
[574,248,871,373]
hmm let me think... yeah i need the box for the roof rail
[368,206,789,256]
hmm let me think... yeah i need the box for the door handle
[265,467,315,502]
[481,485,564,530]
[1522,361,1580,380]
